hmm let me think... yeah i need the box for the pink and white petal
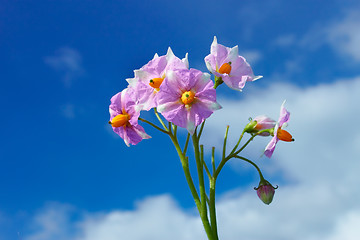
[210,37,230,68]
[230,56,254,77]
[132,81,157,111]
[254,115,276,129]
[126,77,138,86]
[182,53,189,69]
[225,45,240,63]
[161,70,185,95]
[157,101,183,121]
[193,99,222,114]
[112,126,128,146]
[278,101,290,127]
[159,103,187,128]
[166,47,176,62]
[205,54,217,73]
[195,85,217,103]
[191,100,219,122]
[132,124,151,140]
[141,56,168,77]
[186,108,197,135]
[221,75,245,91]
[186,69,205,90]
[193,72,212,93]
[123,126,143,146]
[134,69,153,83]
[264,136,279,158]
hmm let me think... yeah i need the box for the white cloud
[23,76,360,240]
[299,8,360,62]
[273,34,296,48]
[45,47,84,87]
[25,203,76,240]
[240,50,262,65]
[325,9,360,61]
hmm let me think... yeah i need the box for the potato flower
[157,69,221,134]
[204,36,262,90]
[264,101,294,157]
[109,88,150,146]
[127,47,188,111]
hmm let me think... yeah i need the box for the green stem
[211,147,216,175]
[138,118,169,134]
[183,133,191,155]
[222,125,230,160]
[234,155,265,180]
[169,134,201,211]
[198,121,206,138]
[154,108,168,131]
[192,132,214,240]
[230,129,246,155]
[201,145,212,179]
[169,132,215,240]
[209,177,218,239]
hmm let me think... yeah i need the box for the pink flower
[109,88,150,146]
[127,47,188,111]
[204,36,262,91]
[264,101,294,158]
[157,69,222,134]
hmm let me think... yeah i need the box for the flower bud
[244,119,258,133]
[254,180,277,205]
[245,116,276,136]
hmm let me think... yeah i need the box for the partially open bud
[254,179,278,205]
[245,116,276,136]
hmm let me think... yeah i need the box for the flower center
[181,91,195,105]
[149,77,164,89]
[277,128,294,142]
[109,113,130,127]
[218,62,232,75]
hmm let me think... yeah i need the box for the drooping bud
[254,179,278,205]
[218,62,232,75]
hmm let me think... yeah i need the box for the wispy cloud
[60,103,76,119]
[299,8,360,62]
[22,76,360,240]
[241,50,262,65]
[325,9,360,61]
[45,47,84,87]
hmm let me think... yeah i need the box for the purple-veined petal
[264,136,278,158]
[278,100,290,127]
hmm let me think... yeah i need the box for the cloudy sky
[1,0,360,239]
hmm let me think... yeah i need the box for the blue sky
[1,0,360,239]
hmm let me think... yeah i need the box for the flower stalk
[108,36,294,239]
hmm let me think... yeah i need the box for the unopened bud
[254,180,278,205]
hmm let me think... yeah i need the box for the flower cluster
[108,37,296,238]
[109,37,261,144]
